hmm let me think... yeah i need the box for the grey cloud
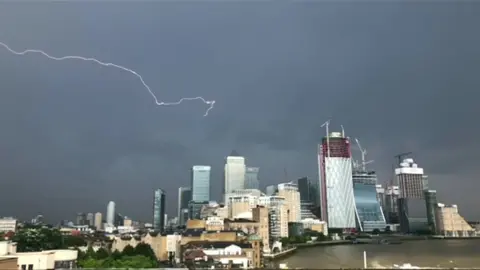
[1,2,480,221]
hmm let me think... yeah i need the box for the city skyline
[1,2,479,222]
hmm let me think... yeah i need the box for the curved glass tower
[352,171,387,232]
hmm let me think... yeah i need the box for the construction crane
[321,119,331,158]
[394,152,413,165]
[354,138,374,171]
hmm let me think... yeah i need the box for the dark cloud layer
[0,2,479,222]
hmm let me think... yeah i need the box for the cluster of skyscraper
[316,124,463,234]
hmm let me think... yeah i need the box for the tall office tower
[153,189,166,232]
[245,167,260,190]
[86,213,94,226]
[385,185,400,223]
[396,158,429,233]
[298,177,320,219]
[94,212,102,231]
[297,177,312,203]
[396,158,425,199]
[224,150,246,201]
[265,185,277,196]
[422,175,429,190]
[278,183,301,222]
[177,187,192,224]
[106,201,116,225]
[424,190,438,233]
[76,212,87,226]
[318,131,356,229]
[191,166,211,201]
[352,171,386,232]
[376,185,386,211]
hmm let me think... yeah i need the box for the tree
[85,246,96,259]
[372,229,380,235]
[111,250,123,260]
[133,243,157,261]
[122,244,135,256]
[63,235,86,247]
[95,247,110,259]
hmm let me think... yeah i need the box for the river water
[280,239,480,268]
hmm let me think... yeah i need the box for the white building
[258,196,288,239]
[278,183,301,222]
[318,131,356,229]
[395,158,425,198]
[0,218,17,233]
[106,201,116,226]
[0,241,78,269]
[224,151,246,201]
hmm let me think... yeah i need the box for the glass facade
[245,167,260,190]
[352,171,386,232]
[153,189,166,232]
[191,166,211,201]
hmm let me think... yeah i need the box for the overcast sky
[0,2,479,223]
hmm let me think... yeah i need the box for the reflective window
[353,183,386,229]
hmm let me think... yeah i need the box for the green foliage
[111,250,123,260]
[78,244,158,269]
[122,244,136,256]
[14,227,158,269]
[372,229,380,235]
[13,227,65,252]
[133,242,156,261]
[95,248,110,259]
[63,235,86,247]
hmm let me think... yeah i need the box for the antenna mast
[321,120,331,158]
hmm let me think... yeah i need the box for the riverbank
[293,240,352,249]
[264,247,297,259]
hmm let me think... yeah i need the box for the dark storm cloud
[0,2,479,222]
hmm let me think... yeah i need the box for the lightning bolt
[0,41,215,117]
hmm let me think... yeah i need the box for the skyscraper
[106,201,115,226]
[191,166,211,201]
[76,213,87,226]
[94,212,102,231]
[224,150,246,201]
[318,131,356,229]
[278,183,301,222]
[86,213,94,226]
[177,187,191,224]
[396,158,429,233]
[153,189,166,232]
[297,177,312,203]
[396,158,425,199]
[352,171,386,232]
[245,167,260,190]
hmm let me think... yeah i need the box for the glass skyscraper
[352,171,387,232]
[245,167,260,190]
[191,166,211,201]
[177,187,191,225]
[153,188,166,232]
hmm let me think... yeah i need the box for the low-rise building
[182,240,262,269]
[301,218,328,236]
[435,203,475,237]
[0,218,17,233]
[0,241,77,269]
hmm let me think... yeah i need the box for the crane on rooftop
[354,138,374,171]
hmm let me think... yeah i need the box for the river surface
[280,239,480,268]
